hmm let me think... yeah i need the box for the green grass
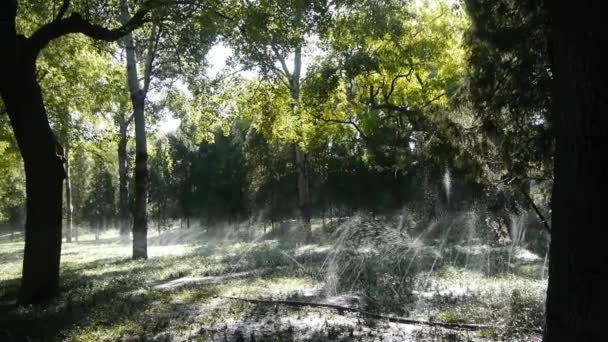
[0,225,547,341]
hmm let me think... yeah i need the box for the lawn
[0,219,547,341]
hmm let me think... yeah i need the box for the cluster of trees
[0,0,605,339]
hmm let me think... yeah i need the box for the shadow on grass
[0,256,172,341]
[0,237,251,341]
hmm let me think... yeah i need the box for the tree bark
[118,117,131,239]
[543,1,607,340]
[120,0,156,259]
[130,86,148,260]
[0,6,65,303]
[64,143,73,243]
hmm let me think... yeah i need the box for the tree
[0,0,157,304]
[81,155,116,239]
[168,134,196,228]
[464,0,553,232]
[465,0,552,182]
[119,0,156,259]
[0,117,25,237]
[223,0,331,240]
[148,137,173,233]
[243,124,296,227]
[38,34,124,243]
[113,86,133,240]
[119,0,218,258]
[70,145,90,241]
[466,0,606,337]
[542,1,607,340]
[303,0,469,200]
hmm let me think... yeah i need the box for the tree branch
[54,0,71,22]
[415,72,424,88]
[312,113,368,141]
[517,184,551,234]
[222,296,504,332]
[371,102,411,115]
[254,45,289,85]
[271,44,292,80]
[142,23,162,96]
[422,92,446,108]
[165,35,184,74]
[29,0,161,55]
[235,25,289,88]
[498,177,551,234]
[385,70,413,102]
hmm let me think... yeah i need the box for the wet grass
[0,222,546,341]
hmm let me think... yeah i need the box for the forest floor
[0,219,547,341]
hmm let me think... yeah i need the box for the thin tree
[224,0,331,240]
[120,0,160,259]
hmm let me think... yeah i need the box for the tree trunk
[74,218,79,242]
[121,0,149,259]
[295,147,311,239]
[321,207,325,229]
[543,2,607,340]
[157,206,162,236]
[290,44,312,241]
[64,143,73,243]
[131,94,148,259]
[0,11,65,303]
[118,118,130,239]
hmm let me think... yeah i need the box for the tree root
[221,296,496,331]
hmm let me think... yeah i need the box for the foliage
[0,120,25,224]
[305,0,469,171]
[148,137,175,228]
[463,0,553,182]
[81,155,117,228]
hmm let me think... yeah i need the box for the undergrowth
[0,224,546,341]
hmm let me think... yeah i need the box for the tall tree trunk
[295,147,311,238]
[120,0,151,259]
[291,44,312,241]
[118,118,130,239]
[543,1,607,340]
[130,84,148,259]
[0,8,65,303]
[74,215,79,242]
[64,143,73,243]
[157,205,162,236]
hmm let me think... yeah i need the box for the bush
[325,249,416,314]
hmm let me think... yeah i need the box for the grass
[0,220,547,341]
